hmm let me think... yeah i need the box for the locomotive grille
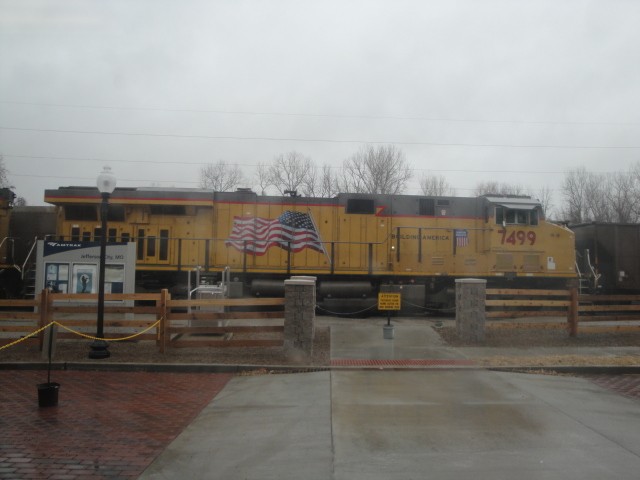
[496,253,514,270]
[523,254,540,272]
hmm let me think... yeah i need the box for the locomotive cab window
[495,206,539,226]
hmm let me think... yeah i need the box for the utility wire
[3,153,631,175]
[2,100,639,127]
[1,125,639,149]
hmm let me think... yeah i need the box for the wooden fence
[160,292,285,352]
[0,289,284,354]
[486,288,640,336]
[2,288,639,353]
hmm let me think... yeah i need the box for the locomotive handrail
[0,236,21,273]
[584,249,601,291]
[20,236,38,279]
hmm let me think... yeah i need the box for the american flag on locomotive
[225,210,325,255]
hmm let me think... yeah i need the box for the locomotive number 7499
[498,229,536,245]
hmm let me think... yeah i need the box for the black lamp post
[89,166,116,359]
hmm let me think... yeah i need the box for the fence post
[284,276,316,359]
[455,278,486,343]
[38,289,50,351]
[159,289,169,353]
[568,287,578,337]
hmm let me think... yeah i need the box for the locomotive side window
[147,236,156,257]
[107,205,125,222]
[137,229,145,260]
[346,199,375,214]
[419,198,435,216]
[121,233,130,243]
[71,227,80,242]
[159,229,169,261]
[108,228,117,243]
[150,205,186,216]
[82,232,91,242]
[65,205,97,221]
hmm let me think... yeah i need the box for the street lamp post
[89,166,117,359]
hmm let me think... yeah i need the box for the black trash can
[37,382,60,407]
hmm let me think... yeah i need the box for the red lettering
[498,230,536,246]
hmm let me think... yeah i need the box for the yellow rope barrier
[53,319,162,342]
[0,322,54,351]
[0,319,162,351]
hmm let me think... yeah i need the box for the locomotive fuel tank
[318,280,373,299]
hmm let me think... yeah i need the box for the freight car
[42,186,576,312]
[573,223,640,294]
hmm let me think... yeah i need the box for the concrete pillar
[284,276,316,358]
[455,278,486,343]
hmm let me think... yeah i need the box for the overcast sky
[1,0,639,213]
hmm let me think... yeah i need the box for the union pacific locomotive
[42,186,577,312]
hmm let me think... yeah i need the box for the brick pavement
[0,370,232,479]
[331,358,476,367]
[583,374,640,401]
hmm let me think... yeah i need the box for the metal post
[89,192,111,359]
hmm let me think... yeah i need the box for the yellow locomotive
[44,186,576,311]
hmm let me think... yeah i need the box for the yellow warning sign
[378,292,401,311]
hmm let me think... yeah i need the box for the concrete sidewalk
[139,318,640,480]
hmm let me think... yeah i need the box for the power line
[2,125,640,149]
[8,172,564,194]
[2,100,639,127]
[4,153,632,175]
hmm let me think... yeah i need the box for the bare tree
[534,186,554,218]
[269,151,314,195]
[560,164,640,223]
[475,181,527,196]
[604,172,637,223]
[419,174,455,196]
[319,165,340,198]
[630,162,640,220]
[561,167,590,223]
[254,162,272,196]
[0,154,9,188]
[339,144,411,194]
[300,166,319,197]
[584,172,611,222]
[562,167,616,223]
[199,161,244,191]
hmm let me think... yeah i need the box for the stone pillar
[455,278,486,343]
[284,276,316,358]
